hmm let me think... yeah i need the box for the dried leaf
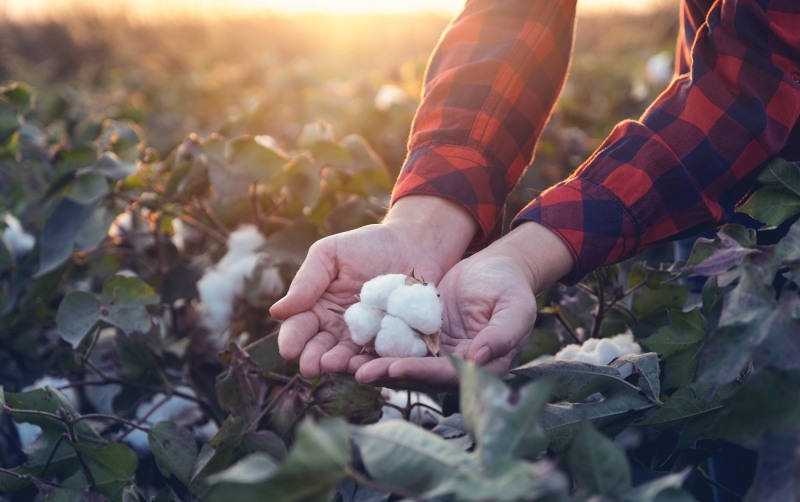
[422,330,442,357]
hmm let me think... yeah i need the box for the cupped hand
[270,196,476,379]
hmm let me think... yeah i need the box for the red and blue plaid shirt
[391,0,800,283]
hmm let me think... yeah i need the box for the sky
[1,0,671,20]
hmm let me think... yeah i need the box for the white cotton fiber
[386,283,442,334]
[344,302,383,345]
[2,213,35,258]
[375,315,428,358]
[359,273,407,310]
[555,332,642,366]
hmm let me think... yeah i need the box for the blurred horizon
[1,0,677,21]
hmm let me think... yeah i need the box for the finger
[347,353,377,373]
[269,240,336,320]
[320,340,362,374]
[298,331,339,377]
[466,297,536,365]
[277,311,320,360]
[356,357,459,392]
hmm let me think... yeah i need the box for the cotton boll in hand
[386,283,442,335]
[375,315,428,358]
[359,273,407,310]
[344,302,383,345]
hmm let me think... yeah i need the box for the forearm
[393,0,577,248]
[384,195,478,272]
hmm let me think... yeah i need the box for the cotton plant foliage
[342,272,443,357]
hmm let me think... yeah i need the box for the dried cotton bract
[342,272,442,358]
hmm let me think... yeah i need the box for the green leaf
[753,293,800,371]
[261,222,320,267]
[148,422,199,486]
[74,206,115,251]
[67,172,109,204]
[89,152,139,180]
[56,291,100,347]
[98,120,143,163]
[205,453,279,484]
[683,230,757,277]
[737,186,800,227]
[700,270,776,384]
[226,135,287,180]
[283,154,322,211]
[297,120,336,148]
[1,81,35,113]
[72,442,139,500]
[567,421,631,498]
[340,134,387,173]
[758,158,800,196]
[635,381,738,428]
[99,275,158,335]
[774,218,800,264]
[39,197,96,275]
[207,417,349,502]
[312,374,382,421]
[454,358,551,465]
[641,309,705,389]
[512,359,648,404]
[751,432,800,502]
[713,369,800,448]
[610,352,661,402]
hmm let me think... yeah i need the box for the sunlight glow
[2,0,672,20]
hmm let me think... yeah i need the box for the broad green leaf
[512,359,647,404]
[74,205,115,251]
[246,335,287,372]
[759,158,800,196]
[72,442,139,500]
[641,309,705,389]
[283,154,322,210]
[567,421,631,498]
[53,145,97,174]
[261,222,320,267]
[610,352,661,402]
[713,369,800,448]
[700,269,775,384]
[630,267,689,332]
[297,120,336,148]
[1,81,34,113]
[539,389,654,451]
[67,172,108,204]
[309,140,351,168]
[226,135,287,180]
[99,275,158,335]
[39,197,96,275]
[635,381,738,428]
[98,120,143,163]
[148,422,200,486]
[90,152,139,180]
[207,417,349,502]
[340,134,387,173]
[312,374,381,421]
[683,229,757,276]
[205,453,279,484]
[454,358,551,465]
[737,186,800,227]
[56,291,100,347]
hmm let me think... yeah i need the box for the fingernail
[474,347,491,366]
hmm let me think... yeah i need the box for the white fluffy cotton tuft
[375,315,428,358]
[2,213,35,258]
[555,332,642,366]
[344,302,383,345]
[386,283,442,334]
[197,225,285,340]
[359,273,407,310]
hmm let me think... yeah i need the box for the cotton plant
[196,225,284,345]
[341,272,443,358]
[555,331,642,366]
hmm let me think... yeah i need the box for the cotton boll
[2,213,35,258]
[555,332,642,366]
[380,388,443,426]
[359,273,407,310]
[645,51,673,87]
[386,283,442,334]
[375,315,428,358]
[15,377,79,448]
[217,225,265,269]
[124,387,202,452]
[374,84,408,112]
[344,302,383,345]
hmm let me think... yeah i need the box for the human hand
[353,221,574,391]
[270,196,477,378]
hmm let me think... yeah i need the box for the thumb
[269,240,336,319]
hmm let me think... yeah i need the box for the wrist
[486,221,574,293]
[383,195,478,271]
